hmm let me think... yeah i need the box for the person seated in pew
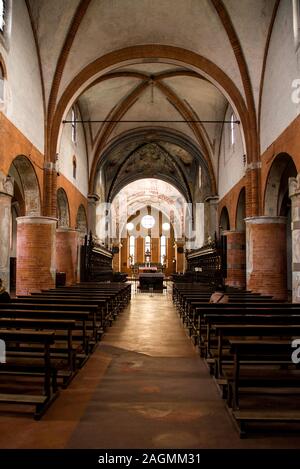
[209,283,229,304]
[0,278,11,302]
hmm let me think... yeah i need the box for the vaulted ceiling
[26,0,278,201]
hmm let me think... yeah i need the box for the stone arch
[76,204,88,235]
[264,153,297,294]
[48,45,253,187]
[219,206,230,233]
[8,155,41,216]
[264,153,297,217]
[95,127,208,204]
[236,187,246,232]
[56,187,70,228]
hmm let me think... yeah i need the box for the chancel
[1,0,300,455]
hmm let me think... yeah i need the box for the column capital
[56,227,78,233]
[88,193,100,204]
[204,195,219,204]
[289,174,300,198]
[43,162,56,171]
[247,161,262,171]
[0,171,13,197]
[16,216,57,225]
[222,229,246,235]
[245,216,287,225]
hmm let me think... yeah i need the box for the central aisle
[66,290,300,449]
[2,288,300,448]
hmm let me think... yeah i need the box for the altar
[138,273,164,292]
[138,266,158,274]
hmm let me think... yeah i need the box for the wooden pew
[1,301,100,342]
[214,323,300,378]
[0,309,91,360]
[0,317,78,387]
[196,305,300,355]
[0,330,58,419]
[228,339,300,437]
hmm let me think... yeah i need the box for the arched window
[129,235,135,265]
[293,0,300,49]
[0,61,4,102]
[160,235,167,265]
[145,235,151,262]
[72,156,77,179]
[71,107,77,143]
[0,1,6,33]
[230,113,235,146]
[198,165,202,189]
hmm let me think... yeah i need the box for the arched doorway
[111,179,185,276]
[8,156,41,290]
[264,153,297,296]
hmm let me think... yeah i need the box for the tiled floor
[1,289,300,448]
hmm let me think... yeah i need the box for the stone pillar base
[246,216,287,300]
[16,216,57,295]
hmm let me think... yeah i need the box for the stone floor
[0,288,300,448]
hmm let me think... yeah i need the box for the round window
[141,215,155,229]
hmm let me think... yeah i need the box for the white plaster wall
[218,105,246,199]
[58,107,89,197]
[260,0,300,153]
[0,0,44,152]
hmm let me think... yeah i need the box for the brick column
[224,230,246,289]
[0,173,13,292]
[245,216,287,300]
[289,174,300,302]
[43,163,57,217]
[56,228,79,285]
[16,216,57,295]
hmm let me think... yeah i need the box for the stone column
[245,216,287,300]
[205,196,219,240]
[0,172,13,292]
[16,216,57,295]
[289,174,300,302]
[87,194,99,236]
[56,228,79,285]
[223,230,246,289]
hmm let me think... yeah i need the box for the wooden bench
[228,339,300,437]
[214,323,300,378]
[0,309,91,360]
[0,329,59,419]
[0,317,78,387]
